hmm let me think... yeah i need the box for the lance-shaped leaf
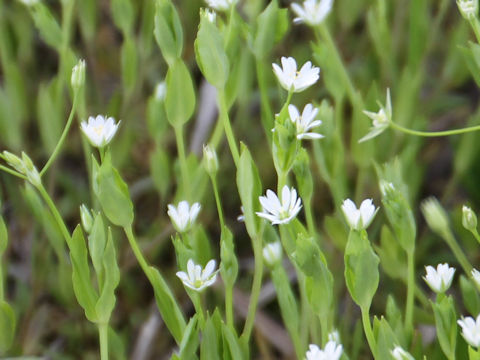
[88,213,106,288]
[177,315,199,359]
[432,296,457,359]
[165,59,196,127]
[70,226,98,322]
[220,226,238,289]
[0,300,15,354]
[154,0,183,66]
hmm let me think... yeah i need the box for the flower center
[93,125,104,135]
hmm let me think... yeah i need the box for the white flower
[288,104,324,140]
[359,88,392,143]
[457,0,478,20]
[291,0,333,26]
[167,201,201,233]
[272,57,320,93]
[423,263,455,293]
[256,186,302,225]
[341,198,377,231]
[391,346,415,360]
[472,269,480,288]
[205,0,237,11]
[263,242,282,266]
[176,259,218,292]
[305,341,343,360]
[155,81,166,101]
[80,115,120,148]
[458,314,480,348]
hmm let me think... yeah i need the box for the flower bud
[155,81,166,102]
[457,0,478,20]
[80,204,94,233]
[462,205,477,232]
[21,152,41,187]
[200,8,217,23]
[262,241,282,267]
[472,268,480,288]
[71,59,86,90]
[203,144,219,176]
[421,197,450,237]
[3,151,24,173]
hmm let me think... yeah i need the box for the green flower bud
[21,152,41,187]
[71,59,86,90]
[462,206,478,232]
[80,204,94,233]
[457,0,478,20]
[421,197,450,237]
[203,144,218,176]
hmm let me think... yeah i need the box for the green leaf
[97,152,134,228]
[88,213,106,287]
[150,148,170,199]
[121,38,137,95]
[154,0,183,66]
[36,80,62,153]
[195,14,229,89]
[220,226,238,288]
[200,316,221,360]
[344,230,379,309]
[373,317,398,360]
[95,228,120,324]
[0,213,7,256]
[165,59,196,127]
[0,300,15,354]
[432,296,457,359]
[70,226,98,322]
[252,0,289,59]
[31,3,62,51]
[460,275,480,316]
[147,266,186,344]
[178,315,200,360]
[111,0,134,34]
[236,144,262,239]
[221,322,244,360]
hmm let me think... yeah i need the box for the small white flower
[167,201,201,233]
[359,88,392,143]
[305,341,343,360]
[256,186,302,225]
[391,346,415,360]
[291,0,333,26]
[176,259,218,292]
[272,57,320,93]
[341,198,377,231]
[263,242,282,266]
[155,81,166,101]
[80,115,120,148]
[458,314,480,348]
[205,0,237,11]
[288,104,324,140]
[423,263,455,293]
[472,269,480,288]
[457,0,478,20]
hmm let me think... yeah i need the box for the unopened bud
[262,241,282,267]
[457,0,478,20]
[462,205,477,232]
[200,8,217,23]
[80,204,94,233]
[421,197,450,237]
[71,59,86,90]
[203,144,218,176]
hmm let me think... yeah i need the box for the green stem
[211,176,225,229]
[390,121,480,137]
[241,233,264,341]
[361,307,377,358]
[190,291,205,328]
[218,91,240,167]
[443,231,473,274]
[470,17,480,44]
[174,125,191,199]
[56,0,75,99]
[304,198,316,236]
[471,229,480,245]
[277,170,287,194]
[124,226,151,276]
[405,251,415,333]
[98,323,109,360]
[225,283,234,329]
[40,93,79,176]
[37,184,72,247]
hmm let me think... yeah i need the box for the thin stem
[443,231,473,275]
[361,307,377,358]
[124,226,151,276]
[174,125,191,199]
[225,283,234,329]
[211,176,225,229]
[471,229,480,245]
[37,184,72,247]
[190,291,205,328]
[98,323,109,360]
[277,170,287,194]
[40,93,79,176]
[218,91,240,167]
[241,233,264,341]
[304,198,316,236]
[405,251,415,334]
[390,121,480,137]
